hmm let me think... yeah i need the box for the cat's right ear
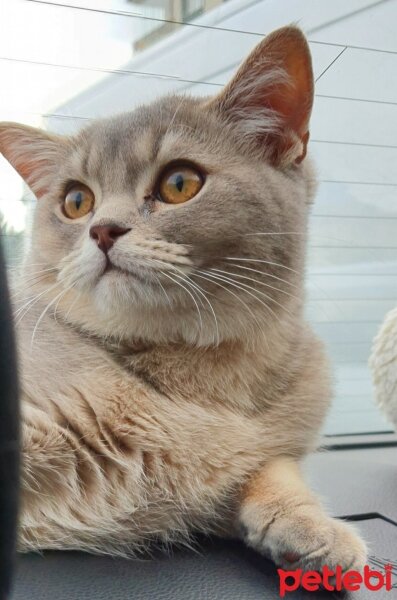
[206,26,314,167]
[0,122,65,199]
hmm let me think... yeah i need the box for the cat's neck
[18,267,302,366]
[102,321,303,412]
[17,270,304,411]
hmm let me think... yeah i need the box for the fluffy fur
[370,308,397,430]
[1,26,367,570]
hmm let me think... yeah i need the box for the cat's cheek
[58,239,106,292]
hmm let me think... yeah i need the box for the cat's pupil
[75,192,82,210]
[175,174,184,192]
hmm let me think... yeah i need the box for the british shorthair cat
[0,26,366,570]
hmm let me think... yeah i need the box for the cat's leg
[238,457,367,571]
[19,400,129,552]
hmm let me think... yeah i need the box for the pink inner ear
[258,40,313,164]
[18,158,51,198]
[0,123,62,199]
[266,53,313,140]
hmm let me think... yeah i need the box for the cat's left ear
[0,122,66,199]
[207,26,314,166]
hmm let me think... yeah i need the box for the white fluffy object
[369,307,397,430]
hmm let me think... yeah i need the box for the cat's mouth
[102,260,151,285]
[104,262,130,277]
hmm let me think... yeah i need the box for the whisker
[200,270,285,325]
[202,270,291,316]
[11,267,56,282]
[223,257,299,274]
[226,263,331,320]
[224,262,299,289]
[11,269,57,297]
[7,261,48,274]
[170,270,220,345]
[14,280,63,325]
[144,256,220,344]
[221,258,345,320]
[159,270,204,339]
[64,289,83,322]
[132,255,175,308]
[168,272,205,309]
[23,267,57,276]
[243,232,304,237]
[153,273,173,308]
[53,283,77,323]
[30,284,74,348]
[210,268,300,300]
[192,271,270,352]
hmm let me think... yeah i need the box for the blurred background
[1,0,396,437]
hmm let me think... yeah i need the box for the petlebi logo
[278,561,396,597]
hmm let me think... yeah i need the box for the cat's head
[0,26,315,346]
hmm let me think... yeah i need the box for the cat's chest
[19,315,268,501]
[112,341,265,413]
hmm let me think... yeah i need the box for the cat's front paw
[240,504,367,572]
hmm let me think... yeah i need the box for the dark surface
[0,242,19,600]
[10,519,397,600]
[304,447,397,523]
[11,448,397,600]
[13,540,286,600]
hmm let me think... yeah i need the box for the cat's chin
[92,268,160,314]
[99,257,166,288]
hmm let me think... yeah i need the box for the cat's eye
[158,164,204,204]
[63,184,95,219]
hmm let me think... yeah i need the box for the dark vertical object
[0,241,20,600]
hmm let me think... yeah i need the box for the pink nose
[89,224,131,255]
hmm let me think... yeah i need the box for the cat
[0,26,367,571]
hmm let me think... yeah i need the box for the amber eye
[63,184,95,219]
[158,164,204,204]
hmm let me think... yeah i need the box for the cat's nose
[89,224,131,255]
